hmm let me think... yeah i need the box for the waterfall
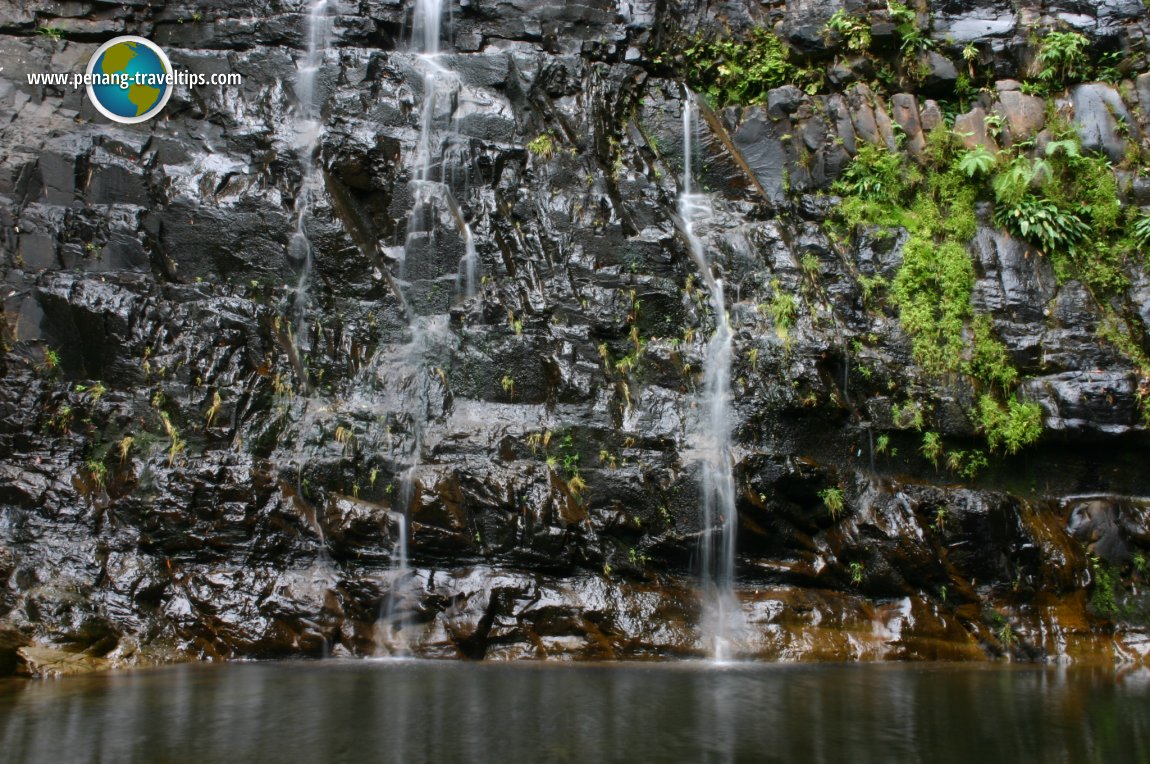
[680,91,741,661]
[406,0,479,300]
[377,0,477,656]
[288,0,332,348]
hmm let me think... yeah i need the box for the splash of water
[680,91,741,662]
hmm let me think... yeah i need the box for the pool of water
[2,660,1148,763]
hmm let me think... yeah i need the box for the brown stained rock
[743,588,986,662]
[920,99,944,134]
[411,467,470,531]
[1005,592,1131,666]
[826,93,857,155]
[0,627,29,676]
[16,646,111,677]
[1017,501,1086,590]
[873,94,898,151]
[890,94,926,157]
[322,494,398,559]
[954,106,999,151]
[847,83,881,147]
[994,89,1046,145]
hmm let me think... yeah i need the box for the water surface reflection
[1,661,1147,763]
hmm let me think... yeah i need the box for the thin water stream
[288,0,332,347]
[376,0,478,653]
[679,91,741,660]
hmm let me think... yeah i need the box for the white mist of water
[680,92,741,662]
[289,0,332,346]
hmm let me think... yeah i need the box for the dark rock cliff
[2,0,1150,672]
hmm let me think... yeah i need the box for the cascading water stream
[282,1,344,642]
[679,91,741,661]
[377,0,476,655]
[406,0,478,300]
[288,0,332,347]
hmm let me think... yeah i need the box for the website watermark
[25,35,243,124]
[27,70,242,90]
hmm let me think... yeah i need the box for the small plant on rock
[1035,31,1091,85]
[977,394,1043,454]
[1131,215,1150,249]
[117,435,134,464]
[673,28,796,106]
[766,289,797,333]
[87,459,108,490]
[75,381,108,402]
[205,390,222,427]
[834,144,908,206]
[956,145,997,178]
[527,132,555,160]
[39,347,62,375]
[920,431,943,467]
[819,486,845,519]
[823,10,871,52]
[992,195,1090,259]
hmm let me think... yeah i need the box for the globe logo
[85,36,173,124]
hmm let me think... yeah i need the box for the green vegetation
[668,28,814,105]
[74,381,107,402]
[835,143,910,207]
[829,124,1124,457]
[920,431,943,467]
[932,506,948,532]
[117,435,134,464]
[205,390,222,427]
[976,395,1043,455]
[828,123,1085,460]
[956,146,996,178]
[36,26,65,41]
[819,3,932,82]
[158,411,186,466]
[819,486,845,519]
[944,449,988,479]
[86,459,108,489]
[49,403,73,433]
[976,131,1131,299]
[1132,215,1150,249]
[658,10,1108,114]
[1085,555,1148,623]
[1035,31,1090,85]
[1089,556,1123,619]
[824,10,871,52]
[39,347,62,375]
[527,132,555,160]
[849,561,865,585]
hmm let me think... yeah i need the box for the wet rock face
[2,0,1150,671]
